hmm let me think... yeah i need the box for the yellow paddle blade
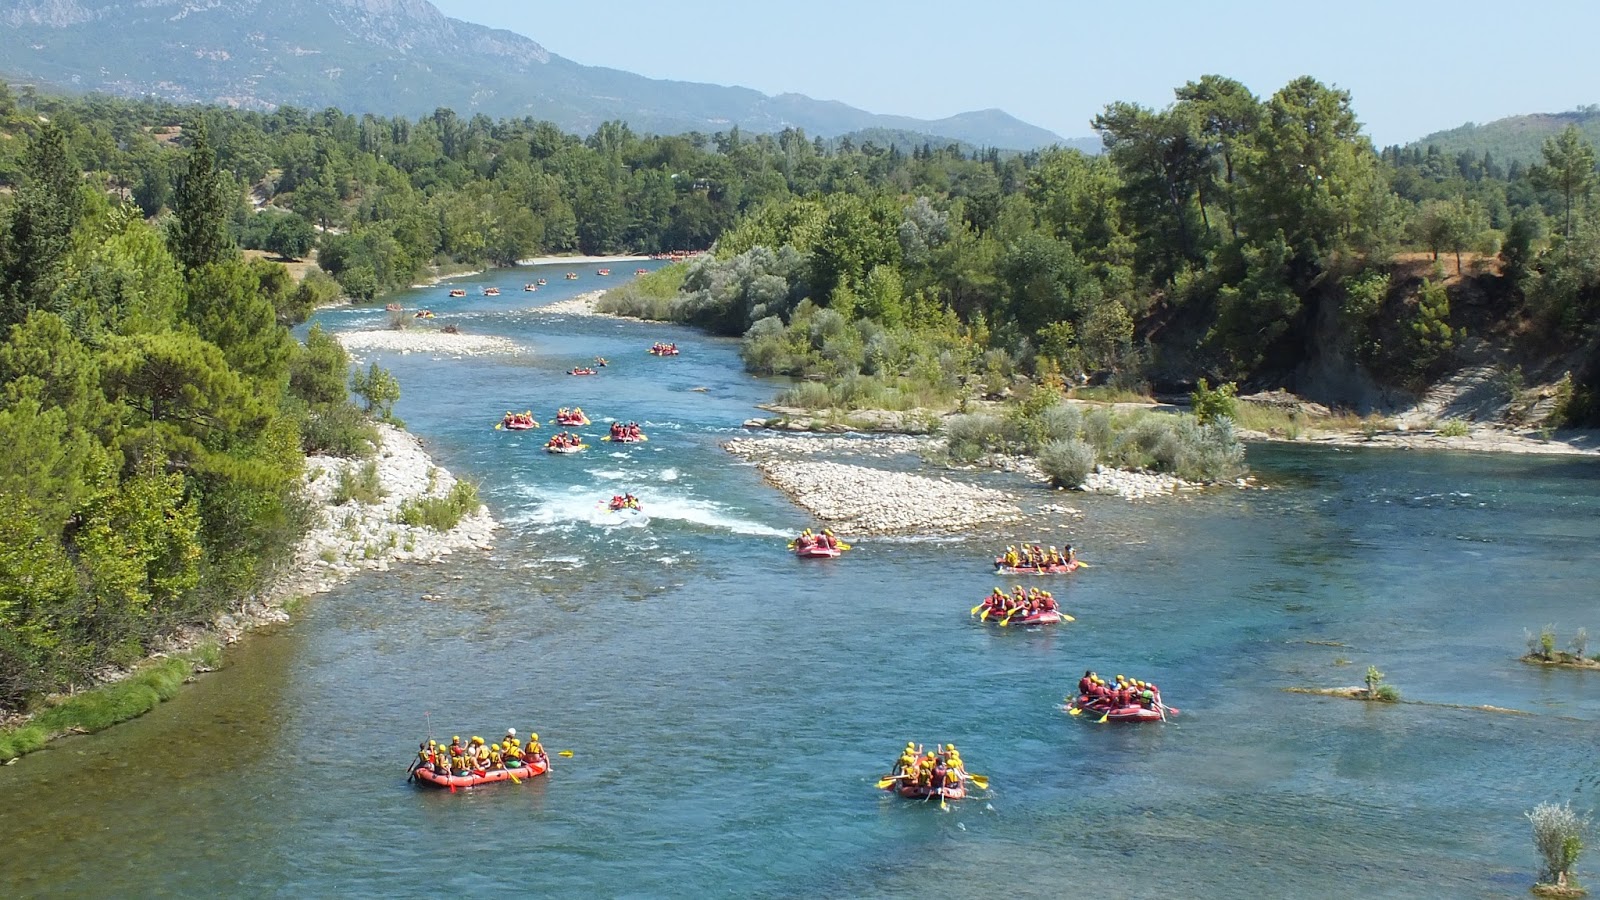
[1076,562,1092,568]
[558,750,574,757]
[494,423,503,430]
[1096,713,1109,724]
[980,608,991,620]
[508,772,521,785]
[837,541,852,550]
[874,777,897,789]
[1068,707,1082,716]
[969,604,983,616]
[999,616,1013,627]
[967,774,989,789]
[1062,614,1076,622]
[940,797,948,811]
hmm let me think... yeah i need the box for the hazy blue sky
[427,0,1591,147]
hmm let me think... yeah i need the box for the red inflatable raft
[977,609,1063,626]
[993,560,1081,575]
[890,782,967,801]
[413,754,550,789]
[555,414,591,426]
[795,544,842,559]
[1070,696,1167,723]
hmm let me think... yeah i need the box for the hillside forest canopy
[3,73,1600,710]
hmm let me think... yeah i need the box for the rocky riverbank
[524,289,648,321]
[725,436,1020,534]
[333,329,523,358]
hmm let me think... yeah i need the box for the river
[3,265,1599,898]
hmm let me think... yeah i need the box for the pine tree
[168,118,237,272]
[0,122,84,329]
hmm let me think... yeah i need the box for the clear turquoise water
[3,267,1599,899]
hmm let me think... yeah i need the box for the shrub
[1437,418,1470,437]
[1191,378,1239,425]
[944,413,1008,463]
[1082,408,1114,453]
[1032,402,1083,449]
[398,480,481,531]
[1037,438,1097,488]
[301,403,378,458]
[1176,417,1248,483]
[334,460,385,505]
[1528,801,1589,890]
[775,381,833,409]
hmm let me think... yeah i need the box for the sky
[426,0,1596,148]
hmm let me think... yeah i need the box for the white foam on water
[503,483,781,536]
[659,468,681,482]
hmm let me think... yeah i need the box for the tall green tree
[1237,77,1388,267]
[0,122,85,330]
[1532,125,1596,241]
[1174,75,1261,240]
[167,118,238,272]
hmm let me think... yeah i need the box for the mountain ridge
[0,0,1074,150]
[1406,107,1600,165]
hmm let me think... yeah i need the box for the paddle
[508,767,521,785]
[969,602,984,616]
[965,773,989,790]
[1068,705,1083,717]
[406,757,421,782]
[875,775,901,790]
[558,750,574,757]
[494,422,503,430]
[1096,711,1110,724]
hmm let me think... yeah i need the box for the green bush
[1436,418,1470,437]
[334,460,385,505]
[398,480,480,532]
[1190,378,1239,425]
[301,403,379,458]
[1037,438,1097,488]
[775,381,832,409]
[1527,801,1589,889]
[943,413,1009,463]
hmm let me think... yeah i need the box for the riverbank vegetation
[0,118,387,715]
[937,384,1246,486]
[1523,626,1600,669]
[1528,801,1590,897]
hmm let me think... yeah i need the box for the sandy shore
[334,329,523,357]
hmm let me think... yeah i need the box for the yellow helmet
[492,743,501,751]
[428,739,436,746]
[945,744,955,752]
[530,733,539,741]
[452,735,460,742]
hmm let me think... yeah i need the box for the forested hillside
[1406,107,1600,168]
[5,71,1600,712]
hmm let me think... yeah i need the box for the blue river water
[3,265,1600,898]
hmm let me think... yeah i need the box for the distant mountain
[0,0,1073,150]
[1407,107,1600,166]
